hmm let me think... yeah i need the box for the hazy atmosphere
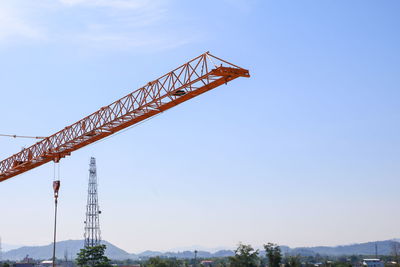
[0,0,399,254]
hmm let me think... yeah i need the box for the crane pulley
[0,52,250,182]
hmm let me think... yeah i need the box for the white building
[363,259,384,267]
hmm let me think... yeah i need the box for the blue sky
[0,0,399,253]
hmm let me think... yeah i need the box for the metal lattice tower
[84,157,101,247]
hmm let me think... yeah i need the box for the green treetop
[76,244,112,267]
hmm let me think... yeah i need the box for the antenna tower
[84,157,101,247]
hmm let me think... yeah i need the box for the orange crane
[0,52,250,182]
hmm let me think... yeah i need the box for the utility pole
[0,236,2,263]
[375,243,378,258]
[52,180,60,267]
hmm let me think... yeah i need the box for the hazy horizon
[2,237,400,255]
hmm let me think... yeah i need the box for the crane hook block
[53,180,60,199]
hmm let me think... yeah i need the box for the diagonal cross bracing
[0,52,250,182]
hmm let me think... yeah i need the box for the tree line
[2,242,400,267]
[72,243,320,267]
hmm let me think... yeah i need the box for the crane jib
[0,52,250,182]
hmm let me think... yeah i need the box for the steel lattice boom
[0,52,250,182]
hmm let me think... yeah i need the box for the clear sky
[0,0,399,253]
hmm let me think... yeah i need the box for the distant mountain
[3,240,134,261]
[290,240,400,256]
[136,250,234,259]
[169,245,233,253]
[1,243,24,252]
[136,250,163,258]
[3,239,400,261]
[212,250,236,257]
[135,240,400,258]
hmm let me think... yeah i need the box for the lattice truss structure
[0,52,250,182]
[84,157,101,248]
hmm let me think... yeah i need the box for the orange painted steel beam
[0,52,250,182]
